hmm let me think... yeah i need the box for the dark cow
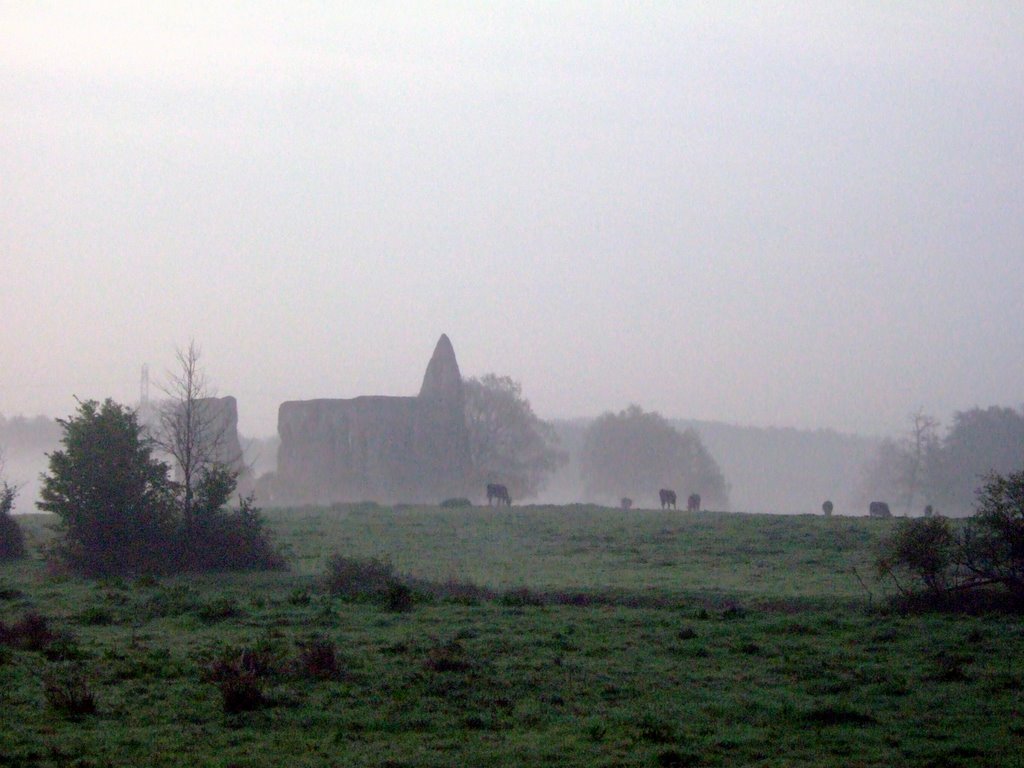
[659,489,677,509]
[486,483,511,507]
[822,500,833,517]
[687,493,701,512]
[620,497,633,511]
[868,501,892,518]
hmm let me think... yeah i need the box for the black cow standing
[868,501,892,518]
[487,483,511,507]
[687,493,701,512]
[659,489,677,509]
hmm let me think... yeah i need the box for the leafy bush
[42,664,97,718]
[964,469,1024,597]
[0,611,57,651]
[877,516,958,595]
[38,399,176,576]
[384,581,414,612]
[202,645,278,713]
[424,639,472,673]
[440,497,472,508]
[176,468,287,573]
[217,668,264,713]
[877,469,1024,609]
[323,555,402,602]
[294,637,339,679]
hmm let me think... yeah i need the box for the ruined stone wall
[275,335,471,504]
[194,396,252,494]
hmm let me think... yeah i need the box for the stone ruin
[274,334,471,504]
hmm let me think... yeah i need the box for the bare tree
[156,341,238,527]
[904,408,940,516]
[857,408,940,516]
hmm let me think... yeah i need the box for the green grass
[2,506,1022,767]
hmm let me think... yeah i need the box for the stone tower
[412,334,470,500]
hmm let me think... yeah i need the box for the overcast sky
[3,2,1022,438]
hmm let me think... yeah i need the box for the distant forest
[542,419,878,514]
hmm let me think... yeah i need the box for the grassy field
[2,506,1023,767]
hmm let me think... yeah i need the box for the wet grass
[1,506,1021,766]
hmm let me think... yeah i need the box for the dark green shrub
[930,651,973,682]
[195,598,240,623]
[43,664,97,718]
[0,611,56,651]
[965,469,1024,597]
[294,637,339,679]
[323,555,401,603]
[0,482,26,561]
[440,497,472,508]
[76,607,114,626]
[217,669,264,713]
[638,713,676,743]
[499,587,545,607]
[176,482,287,573]
[202,644,281,713]
[877,516,958,594]
[424,639,472,672]
[384,581,414,612]
[38,399,176,576]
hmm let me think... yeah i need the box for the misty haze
[3,5,1024,767]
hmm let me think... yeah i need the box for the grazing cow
[687,493,701,512]
[822,500,833,517]
[659,489,677,510]
[868,501,892,518]
[486,483,511,507]
[620,497,633,511]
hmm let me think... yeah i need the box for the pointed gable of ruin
[418,333,464,405]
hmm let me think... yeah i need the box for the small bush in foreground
[424,639,472,673]
[202,644,280,713]
[324,555,402,602]
[294,637,339,679]
[43,664,97,718]
[877,516,958,595]
[877,469,1024,610]
[217,669,264,713]
[0,611,57,652]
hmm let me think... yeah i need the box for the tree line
[859,406,1024,516]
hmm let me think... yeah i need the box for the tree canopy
[580,405,729,509]
[463,374,566,501]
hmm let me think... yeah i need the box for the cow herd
[487,485,704,511]
[486,485,916,518]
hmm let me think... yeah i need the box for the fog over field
[3,5,1023,448]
